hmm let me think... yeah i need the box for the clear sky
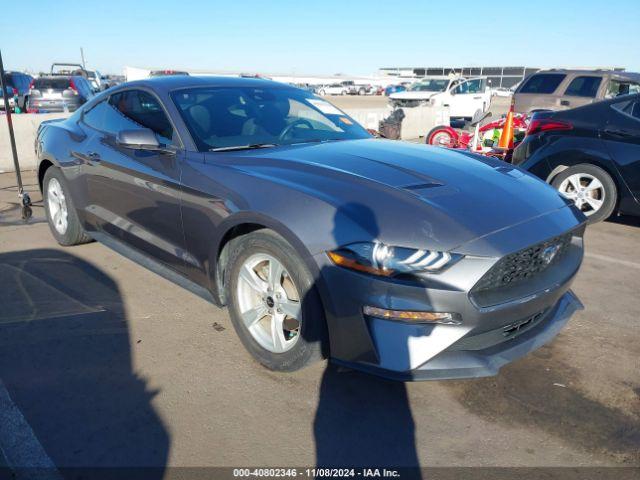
[2,0,639,76]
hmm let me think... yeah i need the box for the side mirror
[116,128,172,153]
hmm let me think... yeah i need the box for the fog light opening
[363,306,462,324]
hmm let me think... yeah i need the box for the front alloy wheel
[225,230,326,371]
[236,253,301,353]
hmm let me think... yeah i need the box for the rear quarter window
[612,100,640,121]
[564,76,602,97]
[518,74,566,94]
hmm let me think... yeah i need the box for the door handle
[604,128,635,138]
[87,151,101,161]
[473,96,482,99]
[560,100,570,106]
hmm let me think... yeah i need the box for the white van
[389,76,491,120]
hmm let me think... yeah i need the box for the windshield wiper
[209,143,279,152]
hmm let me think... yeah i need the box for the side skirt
[89,231,220,307]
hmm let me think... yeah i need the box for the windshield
[171,86,371,151]
[34,78,71,90]
[409,79,449,92]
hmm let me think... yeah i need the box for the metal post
[0,49,32,219]
[80,47,86,69]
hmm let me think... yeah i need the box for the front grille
[472,232,573,293]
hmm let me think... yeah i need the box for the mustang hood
[215,139,582,256]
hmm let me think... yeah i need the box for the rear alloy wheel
[43,167,92,245]
[225,230,326,371]
[551,164,617,224]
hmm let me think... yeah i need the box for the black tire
[43,167,92,246]
[225,229,327,371]
[551,164,617,224]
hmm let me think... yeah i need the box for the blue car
[384,84,407,96]
[35,76,586,380]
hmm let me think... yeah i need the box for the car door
[601,98,640,207]
[79,88,188,273]
[448,78,487,118]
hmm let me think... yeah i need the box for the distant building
[378,66,626,89]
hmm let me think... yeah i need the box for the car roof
[121,75,292,93]
[535,69,640,80]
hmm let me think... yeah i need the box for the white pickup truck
[389,76,491,121]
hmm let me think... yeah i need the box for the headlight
[327,242,462,277]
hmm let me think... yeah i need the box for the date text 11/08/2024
[233,468,401,478]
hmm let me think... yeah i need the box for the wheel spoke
[568,175,582,192]
[267,260,284,291]
[585,178,603,192]
[585,197,603,211]
[279,298,301,320]
[53,209,62,226]
[241,305,267,328]
[561,190,578,199]
[270,314,286,352]
[239,264,267,294]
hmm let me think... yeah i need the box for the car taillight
[526,118,573,136]
[69,78,78,94]
[29,79,34,91]
[12,87,18,96]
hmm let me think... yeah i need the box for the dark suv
[1,71,33,112]
[513,70,640,113]
[28,75,93,112]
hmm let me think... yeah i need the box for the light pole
[0,48,32,219]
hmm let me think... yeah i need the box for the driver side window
[108,90,174,144]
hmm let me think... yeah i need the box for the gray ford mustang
[35,76,586,380]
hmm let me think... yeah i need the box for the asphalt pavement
[0,152,638,476]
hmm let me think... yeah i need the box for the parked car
[352,83,373,95]
[317,83,348,95]
[513,69,640,114]
[0,71,33,112]
[100,74,125,90]
[28,75,93,112]
[35,75,586,380]
[149,70,190,77]
[390,76,491,121]
[512,93,640,223]
[50,63,104,92]
[384,84,407,96]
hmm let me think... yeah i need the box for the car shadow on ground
[0,248,168,478]
[311,202,422,477]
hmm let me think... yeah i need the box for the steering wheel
[279,119,314,140]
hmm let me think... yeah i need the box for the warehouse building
[378,66,626,88]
